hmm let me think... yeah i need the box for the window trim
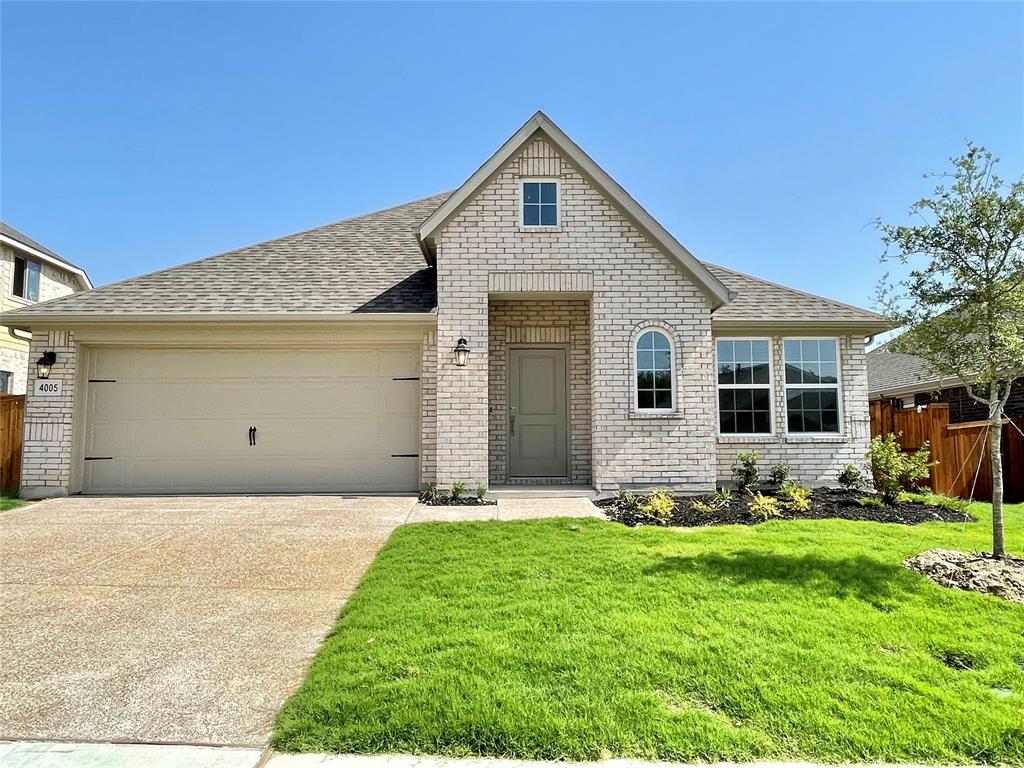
[715,336,775,437]
[0,370,11,394]
[12,254,41,302]
[520,178,560,229]
[632,325,677,415]
[782,336,844,437]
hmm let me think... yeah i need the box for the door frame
[506,343,571,481]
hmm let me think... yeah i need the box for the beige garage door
[81,346,420,494]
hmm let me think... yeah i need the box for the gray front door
[509,347,568,478]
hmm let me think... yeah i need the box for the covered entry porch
[487,296,592,486]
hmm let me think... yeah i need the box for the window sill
[717,434,778,443]
[7,295,33,306]
[518,226,562,234]
[629,409,681,420]
[784,434,846,443]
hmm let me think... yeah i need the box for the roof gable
[0,221,92,289]
[417,111,733,309]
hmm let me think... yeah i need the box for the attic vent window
[522,181,558,227]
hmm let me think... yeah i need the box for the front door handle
[248,426,257,447]
[510,412,516,436]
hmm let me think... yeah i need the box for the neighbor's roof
[0,222,92,289]
[3,191,885,330]
[866,342,961,397]
[3,194,451,322]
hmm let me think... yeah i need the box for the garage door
[81,346,420,494]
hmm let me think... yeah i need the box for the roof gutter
[0,234,93,290]
[3,311,439,332]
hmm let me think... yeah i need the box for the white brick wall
[0,346,27,394]
[20,330,78,498]
[435,135,717,491]
[420,330,437,487]
[714,335,871,486]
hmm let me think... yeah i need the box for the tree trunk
[989,383,1005,558]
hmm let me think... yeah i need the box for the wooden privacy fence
[870,400,1024,502]
[0,394,25,493]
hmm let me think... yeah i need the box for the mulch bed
[906,548,1024,604]
[417,496,496,507]
[596,487,975,528]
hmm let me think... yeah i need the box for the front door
[508,347,568,478]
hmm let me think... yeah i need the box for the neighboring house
[0,223,91,395]
[2,113,888,499]
[867,341,1024,423]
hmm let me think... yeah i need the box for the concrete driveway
[0,495,417,747]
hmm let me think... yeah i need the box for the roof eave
[416,111,733,309]
[3,311,438,332]
[0,233,93,290]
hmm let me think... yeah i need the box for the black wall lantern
[453,337,470,367]
[36,351,57,379]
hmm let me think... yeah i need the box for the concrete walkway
[0,742,978,768]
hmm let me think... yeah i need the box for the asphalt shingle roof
[1,221,84,271]
[4,192,883,326]
[867,344,951,396]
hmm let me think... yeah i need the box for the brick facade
[714,335,871,486]
[434,136,717,491]
[21,330,78,498]
[909,379,1024,423]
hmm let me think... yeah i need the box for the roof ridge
[702,261,882,319]
[8,192,452,315]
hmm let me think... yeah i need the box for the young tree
[878,143,1024,558]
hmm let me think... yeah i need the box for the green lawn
[275,502,1024,764]
[0,494,25,511]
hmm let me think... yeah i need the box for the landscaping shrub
[450,481,466,501]
[857,496,886,509]
[748,492,781,519]
[867,433,934,504]
[475,484,488,501]
[780,481,812,512]
[837,463,866,490]
[615,489,640,510]
[769,462,791,486]
[419,483,444,504]
[731,451,760,490]
[640,489,676,520]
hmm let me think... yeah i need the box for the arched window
[635,329,674,411]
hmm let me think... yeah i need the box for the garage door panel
[82,347,421,493]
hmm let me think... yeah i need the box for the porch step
[487,485,598,499]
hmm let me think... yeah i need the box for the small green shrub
[640,489,677,521]
[450,481,466,501]
[857,495,886,509]
[837,464,865,490]
[475,484,488,501]
[747,492,781,520]
[867,433,934,504]
[712,487,733,506]
[768,462,791,486]
[615,489,640,510]
[689,498,717,514]
[731,451,760,490]
[419,483,444,504]
[901,492,970,514]
[779,481,812,512]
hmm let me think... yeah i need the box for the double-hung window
[13,256,40,301]
[716,339,772,434]
[522,181,558,227]
[784,339,841,433]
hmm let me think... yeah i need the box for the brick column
[434,245,489,488]
[21,330,77,498]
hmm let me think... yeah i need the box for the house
[867,341,1024,422]
[2,113,888,499]
[1,223,92,395]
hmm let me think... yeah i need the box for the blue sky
[2,2,1022,313]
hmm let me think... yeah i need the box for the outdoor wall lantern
[453,337,471,367]
[36,351,57,380]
